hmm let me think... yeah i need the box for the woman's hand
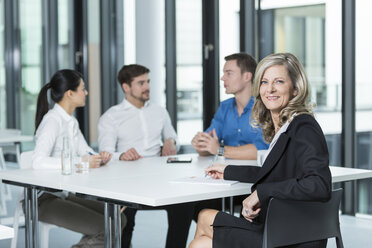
[241,190,261,222]
[204,163,226,179]
[99,151,112,165]
[89,155,102,168]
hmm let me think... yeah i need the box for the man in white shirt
[98,65,178,160]
[98,64,193,248]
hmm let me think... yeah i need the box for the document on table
[170,176,239,186]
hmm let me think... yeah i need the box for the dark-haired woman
[33,69,111,169]
[32,69,125,247]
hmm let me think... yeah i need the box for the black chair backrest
[262,188,344,248]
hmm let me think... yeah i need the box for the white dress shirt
[98,99,179,160]
[33,104,94,169]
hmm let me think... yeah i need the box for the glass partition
[219,0,240,102]
[87,0,101,145]
[19,0,43,135]
[0,0,6,128]
[356,0,372,215]
[176,0,203,144]
[58,0,74,69]
[262,1,342,167]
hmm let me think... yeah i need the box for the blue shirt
[205,97,269,150]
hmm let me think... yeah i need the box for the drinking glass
[75,155,90,174]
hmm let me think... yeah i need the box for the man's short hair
[224,53,257,78]
[117,64,150,85]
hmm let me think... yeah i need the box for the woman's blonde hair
[251,53,314,143]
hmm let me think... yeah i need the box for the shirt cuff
[113,152,122,161]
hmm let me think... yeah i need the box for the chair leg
[10,222,18,248]
[11,188,25,248]
[0,148,11,216]
[11,202,21,248]
[40,222,50,248]
[336,236,344,248]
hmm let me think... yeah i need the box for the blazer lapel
[254,133,290,184]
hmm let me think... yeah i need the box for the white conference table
[1,154,372,248]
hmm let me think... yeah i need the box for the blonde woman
[189,53,331,248]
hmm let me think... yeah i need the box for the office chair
[0,129,22,163]
[11,151,57,248]
[0,148,12,216]
[0,129,23,216]
[262,188,344,248]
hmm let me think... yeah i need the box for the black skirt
[212,211,327,248]
[212,211,263,248]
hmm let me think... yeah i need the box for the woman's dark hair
[35,69,83,132]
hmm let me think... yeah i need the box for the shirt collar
[232,96,255,113]
[121,98,150,110]
[243,96,255,112]
[53,103,74,122]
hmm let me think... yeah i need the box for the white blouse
[261,113,299,165]
[32,104,94,170]
[261,121,291,165]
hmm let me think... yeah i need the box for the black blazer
[224,114,332,223]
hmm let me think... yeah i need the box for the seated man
[192,53,268,160]
[191,53,269,220]
[98,64,193,248]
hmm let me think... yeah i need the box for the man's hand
[241,190,261,222]
[204,163,226,179]
[191,132,205,152]
[191,129,220,155]
[120,148,142,161]
[161,139,177,156]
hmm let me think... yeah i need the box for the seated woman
[189,53,332,248]
[33,69,125,247]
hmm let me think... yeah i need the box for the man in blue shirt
[190,53,270,223]
[192,53,269,159]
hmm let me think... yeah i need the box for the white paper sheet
[170,176,239,186]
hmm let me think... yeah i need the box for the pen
[88,152,105,163]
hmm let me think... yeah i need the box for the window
[176,0,203,144]
[58,0,74,69]
[123,0,136,65]
[219,0,240,102]
[87,0,101,145]
[356,0,372,215]
[121,0,166,106]
[19,0,43,135]
[262,1,342,167]
[0,0,5,128]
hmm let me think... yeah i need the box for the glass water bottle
[61,136,72,175]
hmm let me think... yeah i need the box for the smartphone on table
[166,157,192,163]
